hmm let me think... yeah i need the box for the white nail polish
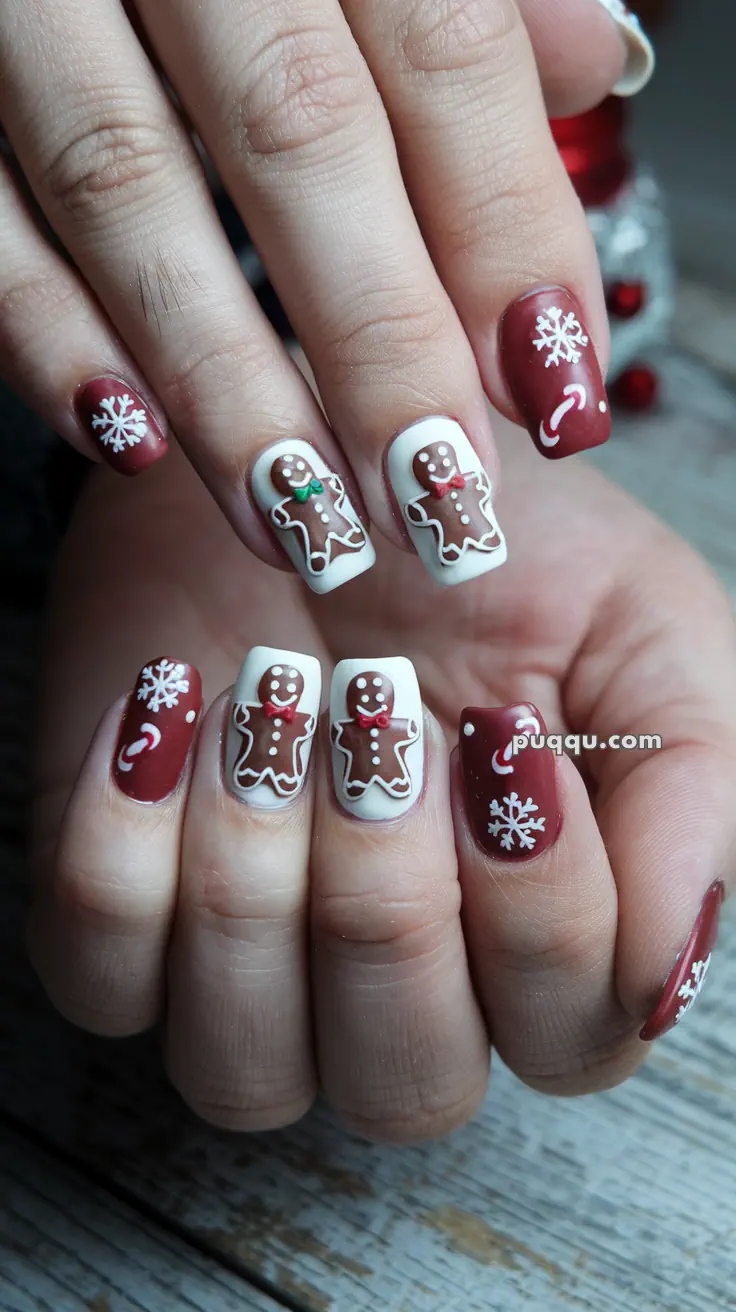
[330,657,424,822]
[227,645,322,810]
[594,0,655,96]
[252,439,375,595]
[387,416,506,588]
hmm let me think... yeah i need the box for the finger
[166,646,321,1131]
[0,0,374,592]
[136,0,508,587]
[456,703,639,1094]
[311,658,489,1143]
[0,155,167,472]
[343,0,613,461]
[28,657,202,1036]
[520,0,655,112]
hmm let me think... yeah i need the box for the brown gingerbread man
[404,439,503,566]
[269,454,366,577]
[332,671,419,801]
[232,663,315,799]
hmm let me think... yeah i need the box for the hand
[0,0,652,595]
[29,414,736,1142]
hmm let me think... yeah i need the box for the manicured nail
[114,658,202,803]
[640,881,725,1042]
[226,645,321,810]
[387,417,506,587]
[330,657,423,821]
[593,1,655,96]
[251,439,375,594]
[459,704,560,861]
[499,288,611,460]
[76,378,168,476]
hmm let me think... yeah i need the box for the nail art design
[330,657,423,821]
[593,1,655,97]
[226,646,321,810]
[640,881,725,1042]
[459,704,560,861]
[251,439,375,594]
[499,288,611,460]
[388,417,506,587]
[114,657,202,802]
[76,378,168,476]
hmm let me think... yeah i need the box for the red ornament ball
[607,280,647,320]
[611,364,659,412]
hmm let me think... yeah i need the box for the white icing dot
[463,722,475,736]
[296,460,306,470]
[272,666,283,676]
[274,718,282,727]
[356,677,367,689]
[372,756,381,766]
[428,463,436,473]
[283,455,293,463]
[360,694,369,703]
[438,445,447,455]
[314,502,323,512]
[185,710,196,723]
[599,401,608,413]
[461,515,470,525]
[418,453,429,463]
[373,677,382,687]
[320,514,329,524]
[289,669,298,678]
[450,491,458,500]
[272,731,281,741]
[442,458,451,468]
[370,728,379,738]
[270,681,279,691]
[455,503,463,512]
[287,683,296,693]
[376,693,386,703]
[269,747,278,756]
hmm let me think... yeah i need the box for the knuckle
[44,111,174,222]
[54,855,171,935]
[400,0,520,74]
[443,164,567,265]
[0,269,80,360]
[322,290,450,378]
[313,879,461,954]
[227,24,374,162]
[160,331,277,448]
[189,860,306,928]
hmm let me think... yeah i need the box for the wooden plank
[0,1122,286,1312]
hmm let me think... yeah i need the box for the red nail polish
[459,704,560,861]
[76,378,168,476]
[640,881,725,1042]
[499,287,611,459]
[114,658,202,803]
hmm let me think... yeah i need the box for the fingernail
[330,657,424,821]
[114,658,202,802]
[226,645,321,810]
[251,439,376,594]
[593,1,655,96]
[387,416,506,587]
[640,881,725,1042]
[459,704,560,861]
[76,378,168,476]
[499,287,611,460]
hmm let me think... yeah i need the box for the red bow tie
[266,701,296,723]
[433,473,466,499]
[357,710,390,730]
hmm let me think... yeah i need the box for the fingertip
[522,0,632,117]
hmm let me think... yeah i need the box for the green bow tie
[294,478,324,503]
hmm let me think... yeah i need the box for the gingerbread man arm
[405,497,430,527]
[233,702,251,730]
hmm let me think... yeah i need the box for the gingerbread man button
[330,657,424,821]
[252,439,376,594]
[227,646,322,810]
[388,417,507,587]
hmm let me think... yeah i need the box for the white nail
[252,439,375,595]
[330,657,424,822]
[387,416,506,588]
[227,645,322,810]
[594,0,655,95]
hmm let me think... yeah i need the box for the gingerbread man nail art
[252,440,375,595]
[226,646,322,810]
[330,657,424,821]
[388,418,506,587]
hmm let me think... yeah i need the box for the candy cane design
[116,722,161,773]
[539,384,590,449]
[491,714,541,776]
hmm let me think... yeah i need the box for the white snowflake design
[533,307,590,368]
[91,394,148,453]
[675,955,712,1025]
[489,792,546,853]
[137,660,190,714]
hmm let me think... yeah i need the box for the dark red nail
[114,658,202,803]
[76,378,168,476]
[640,881,725,1042]
[499,287,611,459]
[459,704,561,861]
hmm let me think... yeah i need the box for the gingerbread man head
[271,453,321,498]
[258,664,304,709]
[412,440,462,494]
[346,671,395,720]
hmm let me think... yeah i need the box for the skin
[29,410,736,1143]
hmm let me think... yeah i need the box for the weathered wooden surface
[3,351,736,1312]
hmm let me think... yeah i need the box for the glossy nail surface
[388,416,506,587]
[251,439,375,594]
[499,287,611,460]
[459,704,560,861]
[593,0,655,96]
[330,657,423,821]
[76,378,168,475]
[226,645,321,810]
[114,658,202,803]
[640,881,725,1042]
